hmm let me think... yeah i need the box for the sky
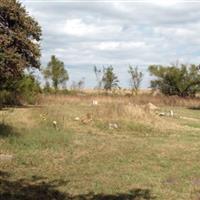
[21,0,200,88]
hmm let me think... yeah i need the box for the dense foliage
[17,73,41,104]
[43,55,69,91]
[0,0,41,90]
[0,73,41,106]
[102,66,119,91]
[149,64,200,97]
[0,0,41,106]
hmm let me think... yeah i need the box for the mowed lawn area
[1,95,200,200]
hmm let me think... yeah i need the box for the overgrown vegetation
[0,73,41,106]
[149,64,200,97]
[43,55,69,91]
[17,74,41,104]
[1,1,200,108]
[102,66,119,91]
[0,0,41,106]
[1,95,200,199]
[2,1,200,200]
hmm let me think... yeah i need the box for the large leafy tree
[149,64,200,97]
[102,66,119,91]
[0,0,41,90]
[43,55,69,90]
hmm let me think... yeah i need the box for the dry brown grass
[0,107,37,129]
[1,93,200,199]
[37,92,200,108]
[35,93,198,137]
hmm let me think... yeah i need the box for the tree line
[42,55,200,99]
[42,55,143,95]
[1,0,200,106]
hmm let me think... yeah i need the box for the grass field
[1,94,200,200]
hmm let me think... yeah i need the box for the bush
[17,74,41,104]
[0,74,41,106]
[128,65,143,95]
[0,90,19,107]
[149,64,200,97]
[102,66,119,91]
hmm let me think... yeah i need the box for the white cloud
[63,18,122,37]
[154,27,195,37]
[22,1,200,87]
[150,0,181,7]
[64,18,97,36]
[94,41,147,51]
[95,42,119,51]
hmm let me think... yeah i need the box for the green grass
[1,97,200,199]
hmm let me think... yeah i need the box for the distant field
[1,94,200,200]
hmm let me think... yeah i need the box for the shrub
[102,66,119,91]
[0,90,19,107]
[149,64,200,97]
[17,74,41,104]
[128,65,143,95]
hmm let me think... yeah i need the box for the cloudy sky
[21,0,200,88]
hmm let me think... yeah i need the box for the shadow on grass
[1,105,44,110]
[188,106,200,110]
[0,171,156,200]
[0,123,19,137]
